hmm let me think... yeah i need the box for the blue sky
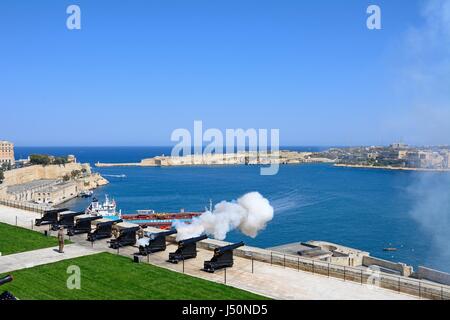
[1,0,448,146]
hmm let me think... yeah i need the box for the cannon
[67,215,102,236]
[109,222,140,249]
[138,229,177,255]
[168,234,208,263]
[203,241,245,273]
[35,208,68,226]
[0,275,17,301]
[51,211,84,231]
[87,218,123,242]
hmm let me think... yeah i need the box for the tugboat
[85,195,121,218]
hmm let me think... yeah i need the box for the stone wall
[362,256,413,277]
[416,266,450,286]
[2,163,85,187]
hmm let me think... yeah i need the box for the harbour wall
[1,163,88,186]
[0,163,108,206]
[96,151,334,168]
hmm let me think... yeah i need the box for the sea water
[14,146,450,272]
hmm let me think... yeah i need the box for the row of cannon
[35,208,245,272]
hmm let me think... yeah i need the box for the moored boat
[84,196,202,229]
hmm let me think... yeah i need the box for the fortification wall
[2,163,86,186]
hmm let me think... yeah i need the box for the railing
[259,250,450,300]
[191,238,450,300]
[0,199,51,214]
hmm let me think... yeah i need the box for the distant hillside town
[317,143,450,170]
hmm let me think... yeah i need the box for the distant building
[398,150,408,160]
[445,151,450,169]
[390,143,409,149]
[0,140,15,166]
[67,155,77,163]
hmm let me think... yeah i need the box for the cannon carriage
[67,214,102,236]
[138,229,177,255]
[168,235,208,263]
[109,222,140,249]
[87,218,123,242]
[50,211,84,231]
[35,208,68,226]
[203,241,245,273]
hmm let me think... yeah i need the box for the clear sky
[1,0,449,146]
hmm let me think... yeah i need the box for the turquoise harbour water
[15,147,450,272]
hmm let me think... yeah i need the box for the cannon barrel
[77,215,102,223]
[139,229,177,255]
[214,241,245,255]
[145,229,177,239]
[98,219,123,228]
[0,275,13,286]
[46,208,69,215]
[60,211,84,217]
[179,234,208,246]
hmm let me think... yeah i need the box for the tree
[71,170,81,179]
[29,154,52,166]
[0,169,4,184]
[63,174,70,182]
[1,162,11,171]
[53,156,68,165]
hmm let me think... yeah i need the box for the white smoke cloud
[173,192,274,241]
[408,173,450,268]
[384,0,450,145]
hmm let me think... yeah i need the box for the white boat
[85,195,121,218]
[79,190,94,198]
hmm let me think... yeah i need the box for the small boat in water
[79,190,94,198]
[383,247,398,252]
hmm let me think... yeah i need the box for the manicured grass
[0,223,70,256]
[0,252,268,300]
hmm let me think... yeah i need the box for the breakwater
[95,151,334,167]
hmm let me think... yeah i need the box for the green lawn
[0,222,70,256]
[0,252,268,300]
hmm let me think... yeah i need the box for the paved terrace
[0,205,417,300]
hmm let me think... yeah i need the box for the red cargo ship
[121,209,202,230]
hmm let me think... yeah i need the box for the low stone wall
[416,266,450,286]
[362,256,413,277]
